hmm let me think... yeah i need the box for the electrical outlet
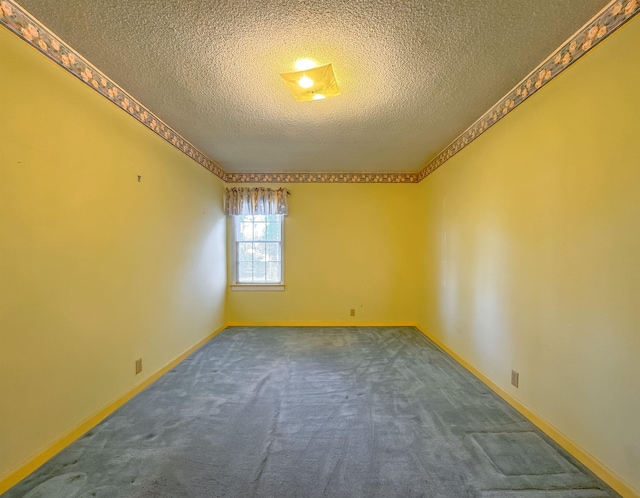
[135,358,142,375]
[511,370,519,388]
[350,309,356,316]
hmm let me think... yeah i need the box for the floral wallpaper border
[225,172,418,183]
[1,0,638,184]
[417,0,639,181]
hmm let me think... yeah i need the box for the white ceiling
[19,0,609,174]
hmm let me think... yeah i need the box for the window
[233,214,283,289]
[225,186,289,291]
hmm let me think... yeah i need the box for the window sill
[230,284,285,292]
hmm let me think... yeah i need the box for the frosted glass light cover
[280,63,340,102]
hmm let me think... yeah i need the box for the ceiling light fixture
[280,62,340,102]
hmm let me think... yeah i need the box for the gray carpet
[4,326,618,497]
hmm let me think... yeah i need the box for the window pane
[253,222,266,241]
[266,262,281,283]
[238,242,253,262]
[253,261,266,282]
[265,242,280,262]
[238,221,253,241]
[253,215,266,223]
[266,219,281,241]
[238,262,253,283]
[252,242,266,262]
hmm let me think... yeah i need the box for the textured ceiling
[18,0,609,174]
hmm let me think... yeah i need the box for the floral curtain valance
[224,187,290,216]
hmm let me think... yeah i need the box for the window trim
[230,214,285,291]
[230,283,285,292]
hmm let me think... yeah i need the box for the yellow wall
[226,183,422,325]
[0,28,227,482]
[416,18,640,494]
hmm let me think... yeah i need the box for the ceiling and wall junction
[2,0,638,182]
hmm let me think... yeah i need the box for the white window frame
[230,214,285,291]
